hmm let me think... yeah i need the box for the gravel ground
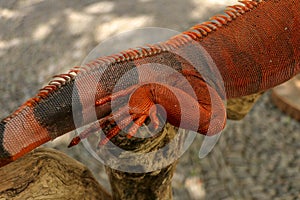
[1,1,299,199]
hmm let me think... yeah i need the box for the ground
[0,0,299,199]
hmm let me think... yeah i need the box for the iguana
[0,0,299,167]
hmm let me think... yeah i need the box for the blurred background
[0,0,299,199]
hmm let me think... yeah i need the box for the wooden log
[271,75,300,121]
[106,163,177,200]
[0,148,111,200]
[226,92,264,120]
[102,123,188,200]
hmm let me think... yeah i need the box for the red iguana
[0,0,299,167]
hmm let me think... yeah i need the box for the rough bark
[103,123,188,200]
[0,148,111,200]
[106,163,177,200]
[226,92,264,120]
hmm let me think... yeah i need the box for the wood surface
[0,148,111,200]
[272,75,300,121]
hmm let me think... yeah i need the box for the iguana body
[0,0,299,167]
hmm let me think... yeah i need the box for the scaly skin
[0,0,299,167]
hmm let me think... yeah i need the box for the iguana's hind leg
[69,82,227,147]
